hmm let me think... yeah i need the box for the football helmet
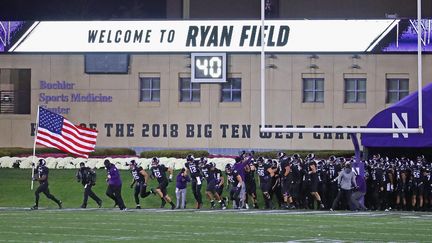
[38,159,46,166]
[225,163,232,173]
[186,154,195,162]
[306,153,315,161]
[151,157,159,167]
[278,152,286,159]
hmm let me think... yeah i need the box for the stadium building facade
[0,1,431,154]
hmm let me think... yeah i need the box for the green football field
[0,208,431,242]
[0,169,432,242]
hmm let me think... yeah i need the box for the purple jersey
[233,157,251,181]
[176,172,190,189]
[107,164,122,186]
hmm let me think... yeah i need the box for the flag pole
[31,105,40,190]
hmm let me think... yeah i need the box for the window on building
[221,78,241,102]
[139,77,160,102]
[179,78,200,102]
[84,54,129,74]
[345,78,366,103]
[386,78,409,103]
[303,78,324,103]
[0,69,31,114]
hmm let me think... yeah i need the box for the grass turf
[1,169,432,242]
[0,168,211,209]
[0,209,431,242]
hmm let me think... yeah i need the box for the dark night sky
[0,0,167,20]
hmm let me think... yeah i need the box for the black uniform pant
[35,182,61,207]
[134,182,150,204]
[82,184,102,207]
[327,182,339,209]
[106,184,126,210]
[332,189,353,210]
[191,179,203,204]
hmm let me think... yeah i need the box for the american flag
[35,107,98,158]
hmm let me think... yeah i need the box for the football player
[289,154,303,208]
[410,159,424,211]
[394,158,408,210]
[214,163,227,209]
[244,159,259,209]
[225,163,243,209]
[256,157,276,209]
[150,157,176,209]
[317,160,328,209]
[326,156,342,209]
[424,167,432,211]
[203,161,223,209]
[270,159,283,208]
[129,160,151,209]
[185,154,203,209]
[76,162,102,208]
[31,159,62,210]
[104,159,127,210]
[279,153,295,209]
[308,160,325,210]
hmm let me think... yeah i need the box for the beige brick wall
[0,54,430,152]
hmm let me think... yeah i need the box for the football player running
[129,160,151,209]
[31,159,62,210]
[185,155,203,209]
[150,157,176,210]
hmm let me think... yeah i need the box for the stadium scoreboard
[191,53,226,83]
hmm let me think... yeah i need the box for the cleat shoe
[58,201,63,209]
[171,204,176,210]
[80,205,87,209]
[97,201,103,208]
[319,204,325,210]
[30,205,38,210]
[136,205,141,209]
